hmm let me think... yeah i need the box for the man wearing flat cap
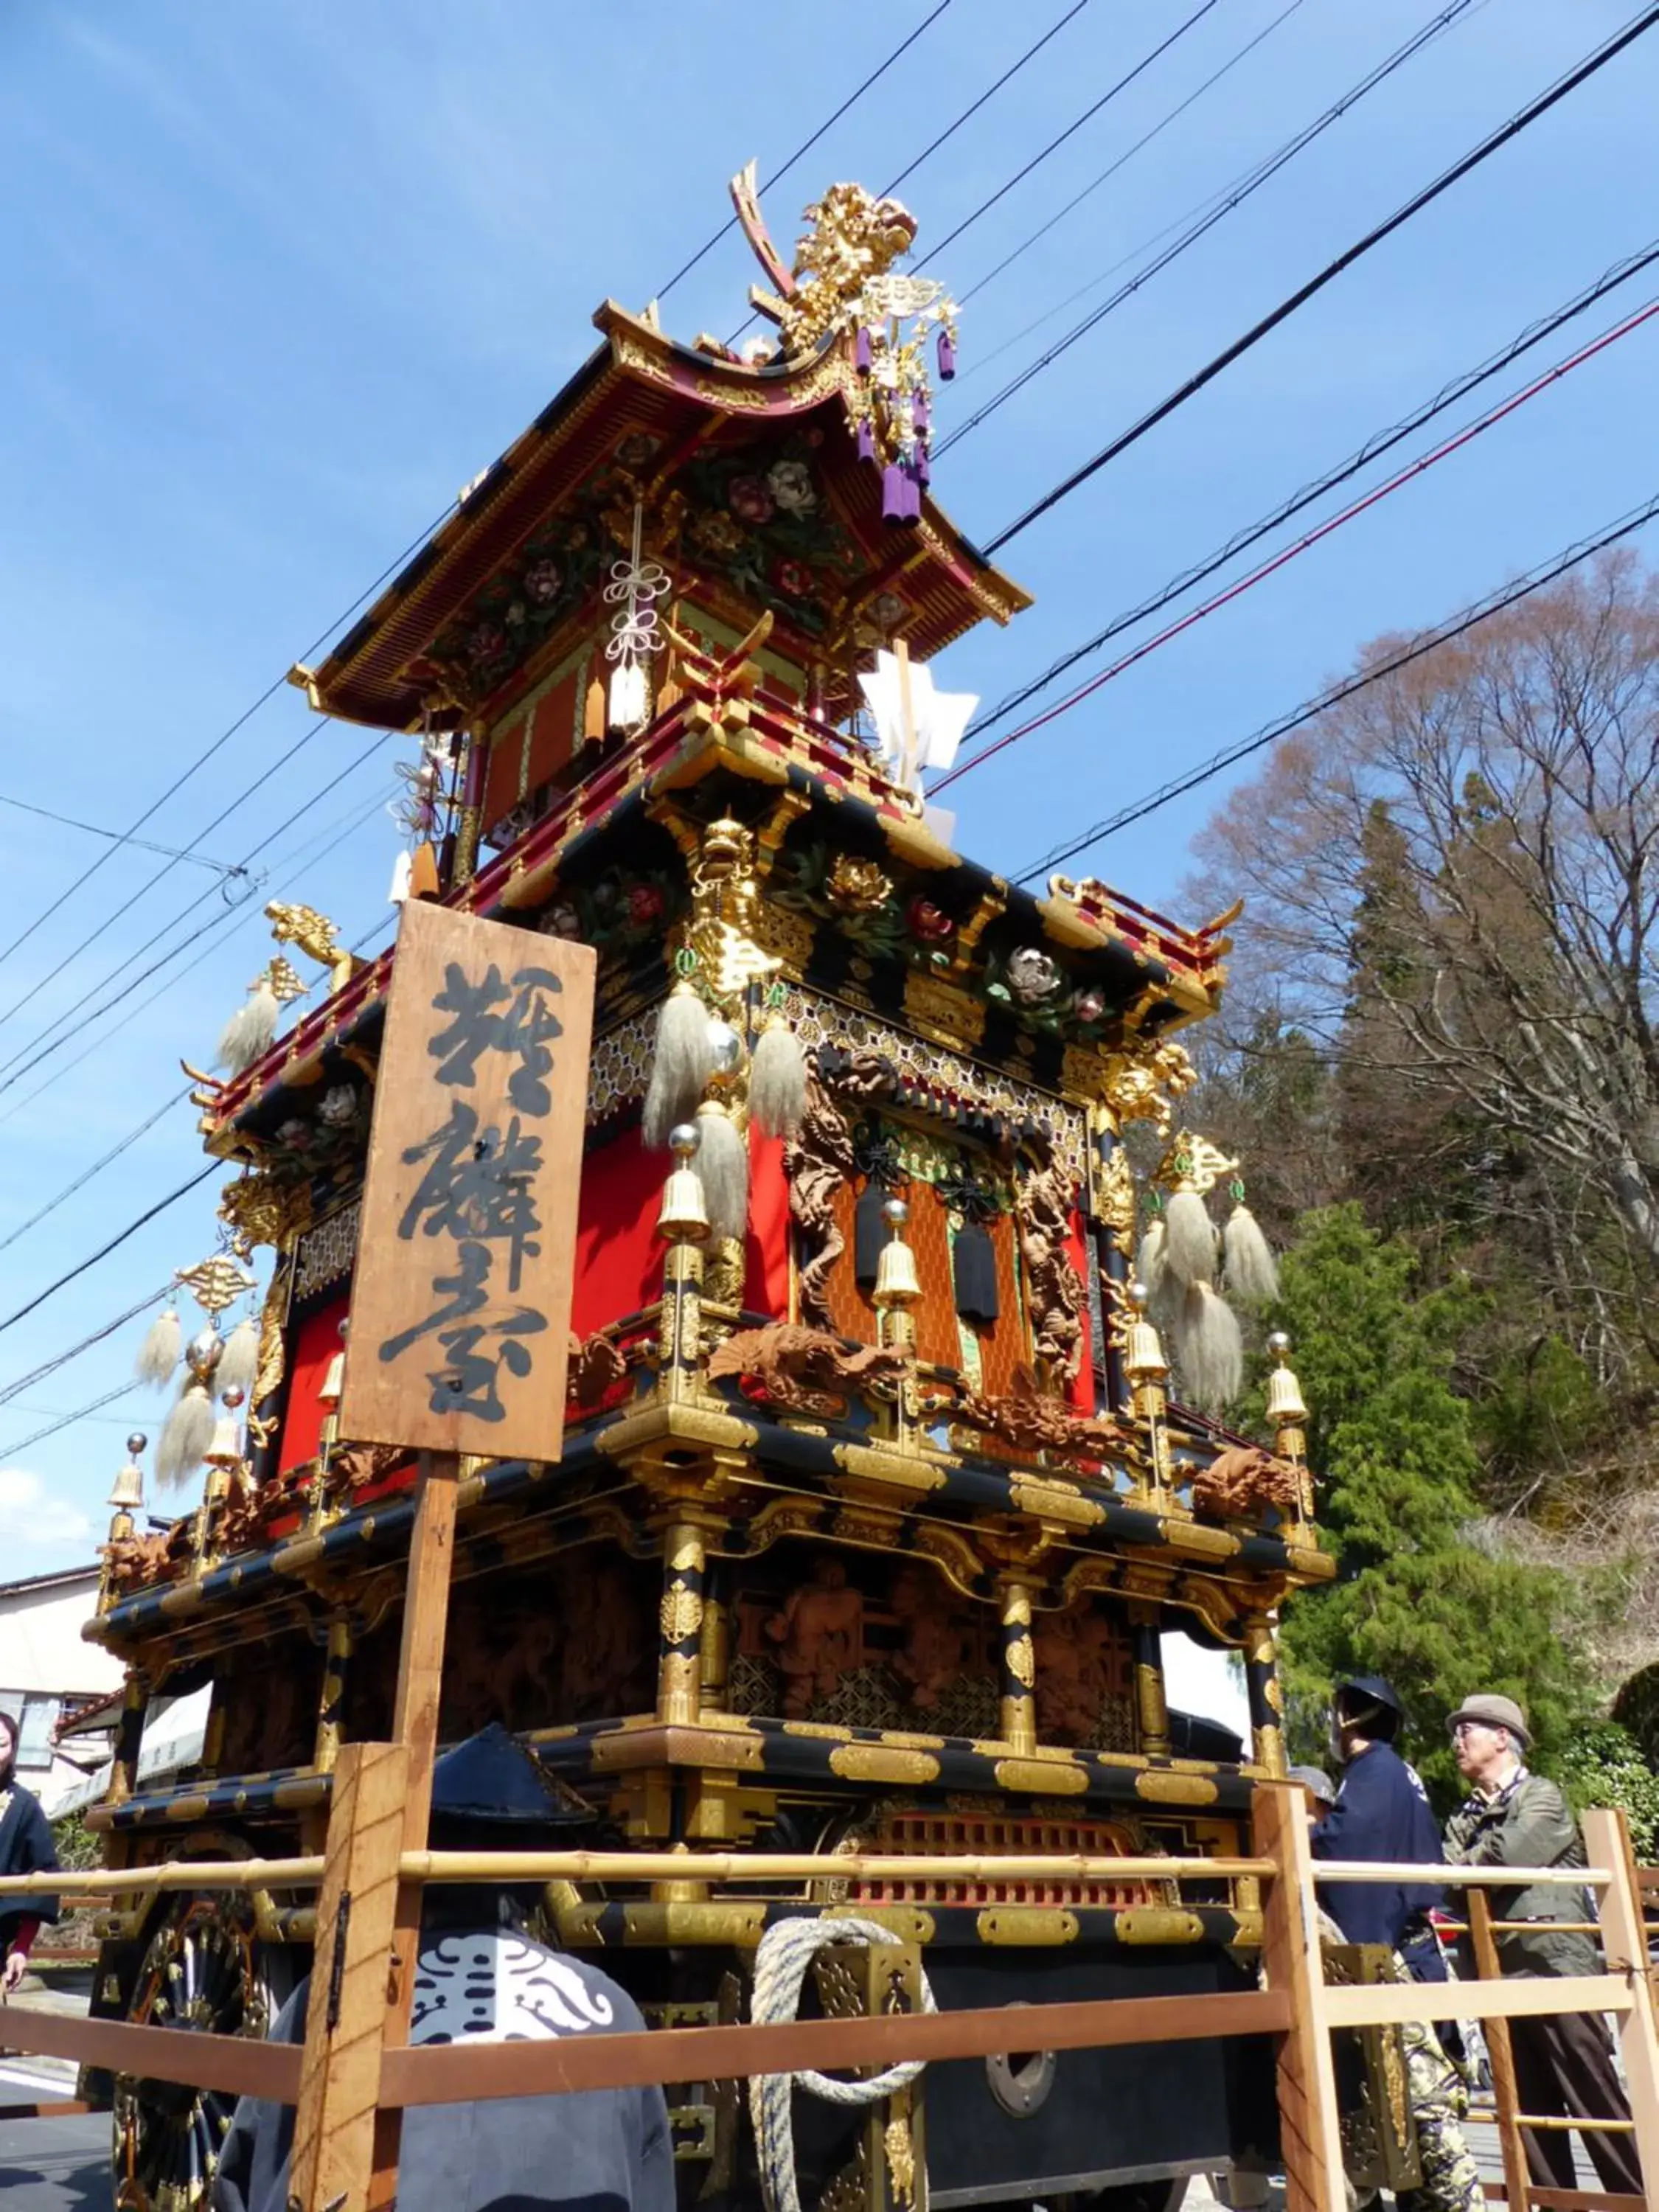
[1444,1691,1640,2196]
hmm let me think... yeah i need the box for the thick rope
[748,1916,939,2212]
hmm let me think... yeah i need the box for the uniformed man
[1312,1676,1481,2212]
[213,1723,674,2212]
[1444,1691,1641,2199]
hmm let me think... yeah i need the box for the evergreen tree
[1270,1206,1583,1806]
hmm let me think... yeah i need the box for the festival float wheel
[111,1891,295,2212]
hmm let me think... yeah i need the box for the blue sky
[1,0,1653,1576]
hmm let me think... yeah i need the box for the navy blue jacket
[1311,1742,1444,1947]
[213,1930,673,2212]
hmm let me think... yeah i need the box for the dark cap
[1336,1675,1407,1724]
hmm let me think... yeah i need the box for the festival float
[80,167,1338,2212]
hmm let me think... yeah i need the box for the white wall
[1161,1629,1251,1747]
[0,1570,125,1815]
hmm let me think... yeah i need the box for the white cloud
[0,1469,92,1549]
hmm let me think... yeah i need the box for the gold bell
[1121,1280,1169,1385]
[872,1197,921,1310]
[657,1123,709,1243]
[319,1321,347,1410]
[109,1436,147,1512]
[1265,1332,1307,1426]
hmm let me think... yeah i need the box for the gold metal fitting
[657,1123,709,1243]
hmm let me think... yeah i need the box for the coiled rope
[748,1916,939,2212]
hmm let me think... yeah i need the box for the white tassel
[216,975,279,1075]
[1135,1216,1168,1301]
[748,1019,807,1138]
[1223,1200,1280,1305]
[642,982,714,1151]
[695,1104,748,1243]
[217,1316,260,1398]
[1172,1281,1243,1412]
[133,1307,181,1388]
[1164,1186,1217,1289]
[154,1383,217,1489]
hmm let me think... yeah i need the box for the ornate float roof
[293,301,1029,734]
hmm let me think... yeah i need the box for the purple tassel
[855,326,872,375]
[856,418,875,463]
[882,462,922,526]
[937,329,956,381]
[912,392,930,434]
[915,441,931,488]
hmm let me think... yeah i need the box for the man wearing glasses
[1443,1693,1641,2196]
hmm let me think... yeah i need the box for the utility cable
[958,235,1659,748]
[939,0,1481,432]
[935,291,1659,791]
[984,1,1659,550]
[0,1166,218,1340]
[0,505,456,983]
[655,0,955,303]
[0,778,397,1156]
[0,712,346,1046]
[0,1093,182,1256]
[956,0,1310,309]
[0,1289,173,1408]
[0,793,244,877]
[723,1,1098,349]
[0,726,396,1099]
[0,1382,144,1463]
[919,0,1230,271]
[1012,487,1659,885]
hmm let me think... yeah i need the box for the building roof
[293,303,1029,734]
[0,1563,100,1600]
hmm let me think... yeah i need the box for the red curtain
[278,1293,349,1473]
[571,1124,668,1337]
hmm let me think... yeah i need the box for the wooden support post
[1585,1809,1659,2211]
[1255,1783,1345,2212]
[1469,1886,1533,2212]
[287,1741,411,2212]
[367,1447,461,2211]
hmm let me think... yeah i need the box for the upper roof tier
[294,174,1030,734]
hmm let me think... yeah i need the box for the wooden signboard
[338,901,596,1464]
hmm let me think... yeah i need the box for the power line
[0,726,396,1100]
[1012,489,1659,885]
[936,291,1659,792]
[0,779,397,1154]
[919,0,1230,271]
[723,1,1099,349]
[0,1166,218,1340]
[984,1,1659,550]
[956,234,1659,751]
[0,505,457,985]
[883,1,1091,198]
[0,1288,173,1408]
[938,0,1481,441]
[0,1382,144,1463]
[655,0,956,303]
[0,793,246,877]
[0,1093,181,1256]
[956,0,1310,310]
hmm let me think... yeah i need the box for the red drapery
[277,1292,349,1473]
